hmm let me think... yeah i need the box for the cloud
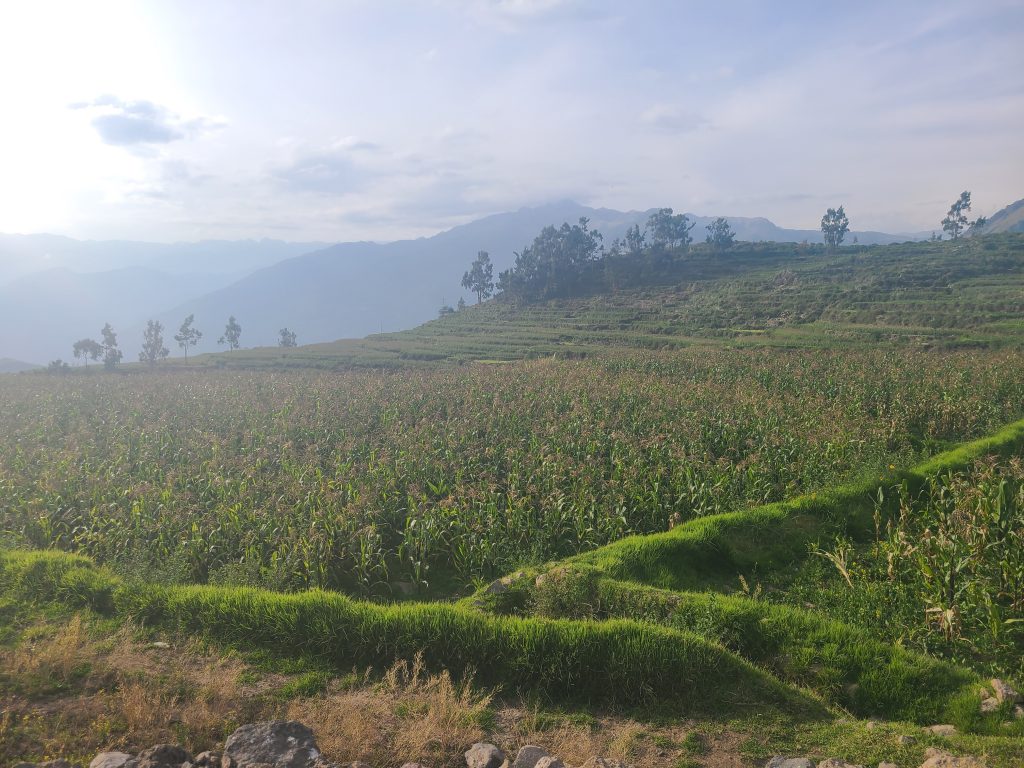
[71,95,225,148]
[272,142,375,195]
[639,104,709,134]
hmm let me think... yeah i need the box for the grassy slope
[186,233,1024,369]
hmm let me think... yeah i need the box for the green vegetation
[4,233,1024,763]
[3,348,1024,594]
[182,233,1024,368]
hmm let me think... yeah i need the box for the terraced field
[3,234,1024,766]
[194,234,1024,369]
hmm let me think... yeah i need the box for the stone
[765,758,815,768]
[1015,705,1024,719]
[918,748,987,767]
[224,721,321,768]
[896,734,916,746]
[400,764,427,768]
[923,724,957,737]
[13,763,38,768]
[580,759,627,768]
[90,754,134,768]
[465,744,506,768]
[878,763,898,768]
[41,762,82,768]
[865,720,879,730]
[132,746,194,768]
[979,696,999,713]
[818,760,864,768]
[990,678,1020,704]
[513,746,551,768]
[534,759,564,768]
[149,641,170,649]
[193,755,221,768]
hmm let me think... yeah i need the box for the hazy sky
[1,0,1021,242]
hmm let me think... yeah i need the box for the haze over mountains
[0,201,969,365]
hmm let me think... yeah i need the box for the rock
[918,748,987,767]
[13,763,38,768]
[895,734,916,746]
[149,641,170,649]
[990,678,1020,704]
[534,759,564,768]
[224,721,321,768]
[513,746,551,768]
[41,762,82,768]
[865,720,879,730]
[923,724,957,737]
[878,763,898,768]
[580,759,627,768]
[399,764,427,768]
[132,746,194,768]
[818,760,864,768]
[193,755,221,768]
[1015,705,1024,719]
[90,754,134,768]
[465,744,506,768]
[340,764,371,768]
[979,696,999,713]
[765,758,815,768]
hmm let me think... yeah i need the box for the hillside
[0,204,929,364]
[0,357,40,373]
[199,233,1024,369]
[973,197,1024,235]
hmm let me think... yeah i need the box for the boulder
[465,744,506,768]
[534,759,564,768]
[989,678,1020,704]
[818,761,863,768]
[765,759,815,768]
[878,764,898,768]
[979,697,999,714]
[193,755,221,768]
[513,746,551,768]
[1015,705,1024,720]
[399,764,427,768]
[918,748,987,767]
[91,754,134,768]
[923,724,957,737]
[224,721,321,768]
[895,735,916,746]
[41,762,83,768]
[132,746,194,768]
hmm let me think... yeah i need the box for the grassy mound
[0,548,821,718]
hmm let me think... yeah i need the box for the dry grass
[1,613,754,768]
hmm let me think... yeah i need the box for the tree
[72,338,102,367]
[942,191,972,240]
[498,217,604,300]
[100,323,122,370]
[705,217,735,250]
[820,206,850,248]
[138,320,169,365]
[218,316,242,350]
[438,304,455,317]
[457,297,467,311]
[174,314,202,359]
[624,223,646,255]
[47,359,70,374]
[278,327,298,348]
[645,208,696,250]
[461,251,494,304]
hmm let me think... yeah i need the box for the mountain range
[0,200,1007,365]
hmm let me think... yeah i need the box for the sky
[0,0,1021,243]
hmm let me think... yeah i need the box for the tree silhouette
[174,314,203,359]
